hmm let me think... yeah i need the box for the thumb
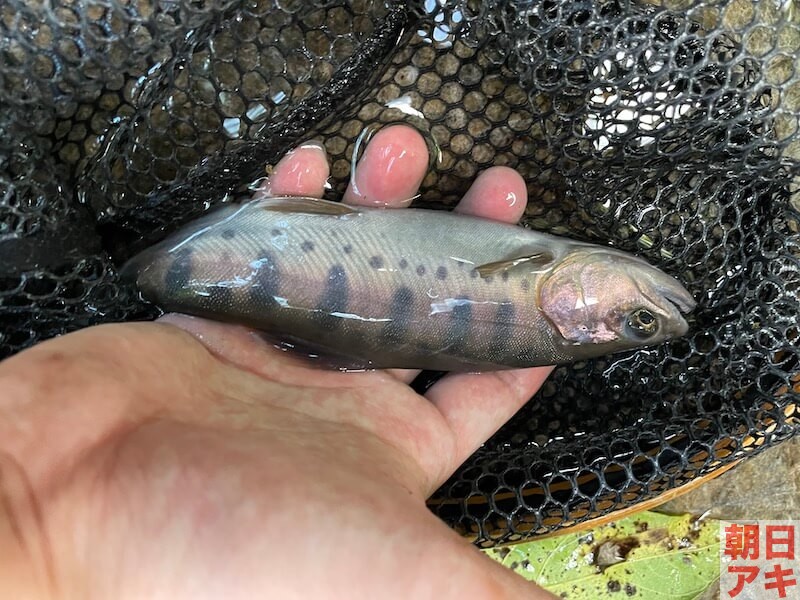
[415,524,559,599]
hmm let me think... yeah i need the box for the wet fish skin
[122,196,696,371]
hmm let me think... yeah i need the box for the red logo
[722,521,800,599]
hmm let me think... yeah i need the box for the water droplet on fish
[248,176,269,192]
[349,124,380,197]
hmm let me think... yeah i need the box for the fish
[121,195,697,371]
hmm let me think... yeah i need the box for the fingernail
[346,125,428,206]
[260,142,330,197]
[296,140,326,153]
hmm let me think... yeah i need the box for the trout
[122,196,697,371]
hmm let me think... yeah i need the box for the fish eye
[626,308,659,339]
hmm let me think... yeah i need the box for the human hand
[0,125,555,599]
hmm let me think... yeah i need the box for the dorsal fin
[475,251,554,278]
[257,195,359,216]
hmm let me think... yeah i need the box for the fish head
[539,249,696,356]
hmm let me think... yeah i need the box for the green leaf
[485,511,720,599]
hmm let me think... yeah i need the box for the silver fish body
[123,196,696,371]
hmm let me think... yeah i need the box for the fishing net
[1,0,798,546]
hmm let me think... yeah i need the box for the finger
[255,136,424,383]
[343,124,429,208]
[260,141,330,198]
[384,368,421,384]
[443,538,559,600]
[455,166,527,224]
[344,124,429,383]
[156,314,391,389]
[423,167,552,474]
[170,311,419,387]
[412,516,559,600]
[372,167,525,385]
[218,142,337,380]
[425,367,554,478]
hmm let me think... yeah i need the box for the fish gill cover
[0,0,798,545]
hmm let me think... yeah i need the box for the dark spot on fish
[470,269,479,279]
[369,256,384,269]
[416,265,426,276]
[301,240,315,253]
[250,251,281,309]
[383,287,413,343]
[165,248,193,291]
[221,229,236,240]
[521,279,530,292]
[490,302,515,354]
[607,580,621,593]
[315,265,349,331]
[271,228,282,237]
[399,258,408,269]
[484,275,494,284]
[624,584,636,596]
[436,266,448,280]
[501,271,509,282]
[205,284,234,309]
[443,297,471,354]
[343,244,353,254]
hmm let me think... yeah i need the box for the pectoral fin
[475,251,554,278]
[257,196,359,216]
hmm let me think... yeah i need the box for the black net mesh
[2,0,799,546]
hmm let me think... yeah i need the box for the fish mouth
[657,279,697,314]
[643,268,696,337]
[665,310,690,337]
